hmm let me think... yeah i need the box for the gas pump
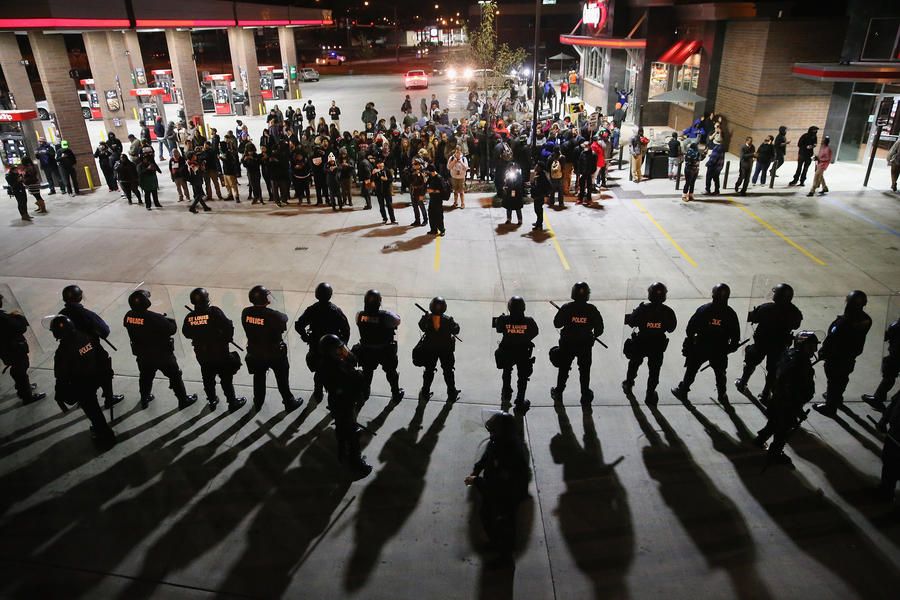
[204,74,234,116]
[129,88,167,140]
[258,65,275,100]
[151,69,177,104]
[0,109,40,167]
[79,79,102,120]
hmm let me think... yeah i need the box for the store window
[649,62,670,98]
[674,54,701,93]
[861,18,900,61]
[585,48,606,83]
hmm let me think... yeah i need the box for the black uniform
[494,314,539,405]
[354,308,402,401]
[754,347,816,456]
[183,305,242,407]
[865,319,900,406]
[552,301,604,400]
[295,301,351,398]
[820,310,872,410]
[878,391,900,500]
[124,308,193,406]
[319,348,369,474]
[0,309,37,402]
[738,301,803,401]
[60,301,118,404]
[676,302,741,398]
[426,172,445,235]
[623,301,677,398]
[241,305,296,408]
[415,313,459,398]
[54,329,115,446]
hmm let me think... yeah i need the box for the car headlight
[448,67,457,78]
[463,68,474,79]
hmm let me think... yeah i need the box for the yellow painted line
[543,214,571,271]
[433,235,441,271]
[632,199,698,267]
[729,199,827,266]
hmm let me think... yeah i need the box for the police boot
[670,384,689,403]
[178,394,198,409]
[420,370,435,401]
[445,371,460,402]
[812,402,837,418]
[104,394,125,409]
[501,372,513,402]
[228,396,247,412]
[283,396,303,413]
[208,396,220,410]
[513,392,530,412]
[140,394,155,409]
[861,394,885,412]
[391,387,405,403]
[734,377,749,394]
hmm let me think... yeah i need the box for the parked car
[431,59,446,76]
[36,90,92,120]
[300,67,320,82]
[404,70,429,90]
[316,52,346,66]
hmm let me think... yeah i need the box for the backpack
[500,143,513,162]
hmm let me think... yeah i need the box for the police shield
[102,283,184,379]
[0,283,46,369]
[746,274,787,339]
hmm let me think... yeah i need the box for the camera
[491,316,499,328]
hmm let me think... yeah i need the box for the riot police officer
[0,292,46,404]
[735,283,803,404]
[862,317,899,411]
[123,289,198,409]
[50,315,116,449]
[622,282,677,406]
[813,290,872,418]
[59,284,124,409]
[182,288,247,411]
[354,289,404,404]
[414,296,461,402]
[493,296,539,410]
[753,330,819,466]
[318,334,372,479]
[550,282,604,406]
[241,285,302,413]
[671,283,741,403]
[294,282,350,401]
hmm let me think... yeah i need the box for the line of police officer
[2,281,898,494]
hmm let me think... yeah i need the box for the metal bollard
[618,145,624,170]
[722,160,731,189]
[83,166,94,191]
[675,160,682,190]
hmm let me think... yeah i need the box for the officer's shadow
[213,397,400,599]
[495,221,522,236]
[466,409,534,600]
[343,395,456,591]
[680,397,900,596]
[117,400,326,600]
[549,401,634,599]
[318,222,383,237]
[629,397,773,600]
[380,234,435,253]
[0,410,87,454]
[0,407,210,597]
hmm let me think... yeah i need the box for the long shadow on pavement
[549,401,634,599]
[343,396,455,591]
[682,398,900,597]
[629,396,772,599]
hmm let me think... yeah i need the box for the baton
[549,300,608,349]
[100,337,118,352]
[185,305,245,350]
[699,338,750,372]
[414,302,462,343]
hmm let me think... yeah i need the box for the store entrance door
[838,84,899,163]
[624,49,643,124]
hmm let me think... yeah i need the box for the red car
[404,70,429,90]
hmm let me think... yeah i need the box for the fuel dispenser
[0,109,40,168]
[79,79,102,120]
[258,65,275,100]
[129,88,167,140]
[204,74,234,116]
[151,69,177,104]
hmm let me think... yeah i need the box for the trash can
[233,98,245,116]
[645,149,668,180]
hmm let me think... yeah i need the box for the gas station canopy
[0,110,39,122]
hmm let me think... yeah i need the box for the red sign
[129,88,166,96]
[0,110,39,122]
[583,1,608,33]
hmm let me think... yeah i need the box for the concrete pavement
[3,107,900,598]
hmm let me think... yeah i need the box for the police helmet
[128,289,152,311]
[249,285,271,306]
[845,290,867,312]
[364,289,382,311]
[507,295,526,316]
[189,287,210,308]
[315,282,333,302]
[772,283,794,304]
[485,411,516,441]
[647,282,667,304]
[430,296,447,316]
[49,315,75,340]
[62,284,83,304]
[571,281,591,302]
[793,330,820,354]
[711,283,731,304]
[318,333,344,357]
